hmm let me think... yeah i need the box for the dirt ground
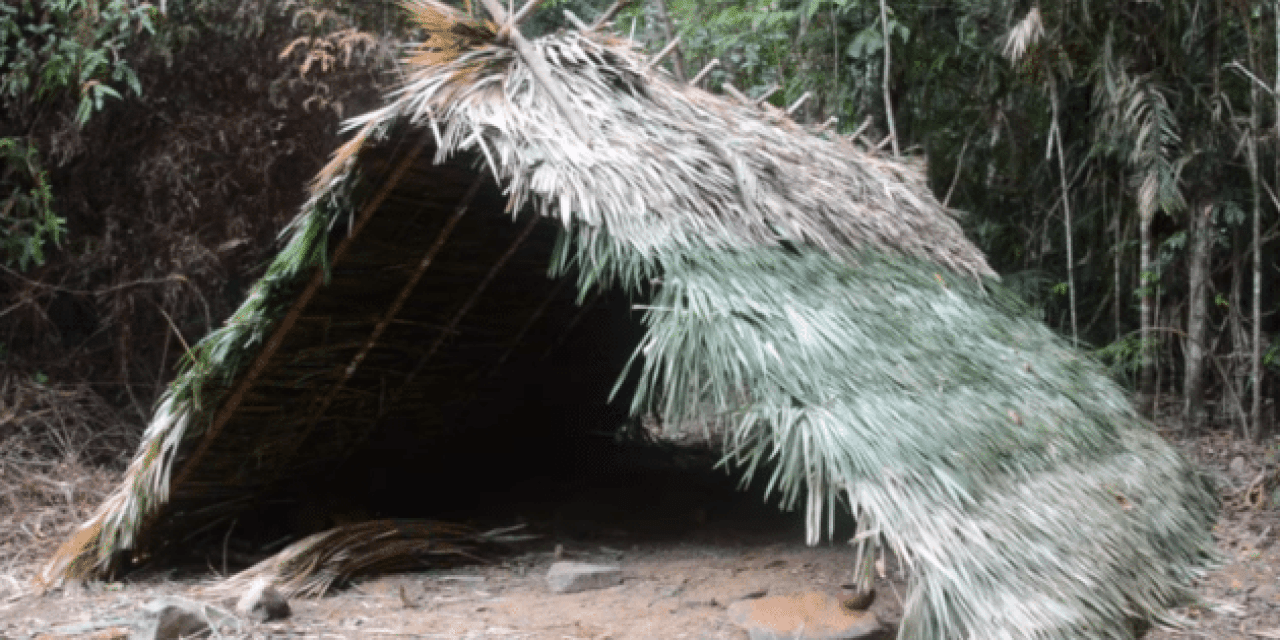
[3,427,1280,639]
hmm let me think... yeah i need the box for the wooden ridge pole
[476,0,591,143]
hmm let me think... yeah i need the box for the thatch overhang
[40,2,1217,638]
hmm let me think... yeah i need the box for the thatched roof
[41,2,1215,638]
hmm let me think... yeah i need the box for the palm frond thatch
[39,3,1215,639]
[206,520,515,599]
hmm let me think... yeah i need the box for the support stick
[644,36,683,72]
[690,59,719,86]
[722,83,750,104]
[754,83,780,106]
[563,9,589,30]
[511,0,543,25]
[786,91,812,116]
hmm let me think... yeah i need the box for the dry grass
[0,375,133,591]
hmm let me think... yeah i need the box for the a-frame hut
[40,1,1217,637]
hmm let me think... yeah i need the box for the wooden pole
[476,0,590,143]
[690,59,720,86]
[563,9,589,31]
[786,91,812,116]
[644,36,683,73]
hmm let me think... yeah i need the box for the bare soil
[3,427,1279,639]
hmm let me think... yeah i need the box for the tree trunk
[879,0,900,157]
[1137,208,1156,417]
[1050,82,1078,346]
[1184,202,1212,432]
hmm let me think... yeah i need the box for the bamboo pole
[721,83,750,104]
[476,0,590,143]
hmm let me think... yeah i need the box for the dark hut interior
[132,138,807,572]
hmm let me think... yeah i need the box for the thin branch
[1227,60,1278,97]
[879,0,900,157]
[942,129,972,208]
[652,0,687,82]
[721,83,750,104]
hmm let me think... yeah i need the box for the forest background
[1,0,1278,472]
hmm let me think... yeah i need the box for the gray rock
[1230,455,1247,476]
[132,599,239,640]
[545,561,622,594]
[235,578,291,622]
[726,592,884,640]
[132,605,209,640]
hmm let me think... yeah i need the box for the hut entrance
[193,156,801,561]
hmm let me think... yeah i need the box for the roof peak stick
[168,135,431,493]
[652,0,686,82]
[690,59,719,86]
[511,0,543,25]
[786,91,811,117]
[589,0,633,31]
[270,176,485,481]
[563,8,589,31]
[386,213,543,410]
[643,36,682,73]
[721,83,750,105]
[476,0,591,143]
[754,83,780,107]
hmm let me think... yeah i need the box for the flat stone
[1230,456,1247,476]
[235,578,291,622]
[545,561,622,594]
[132,605,209,640]
[727,592,883,640]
